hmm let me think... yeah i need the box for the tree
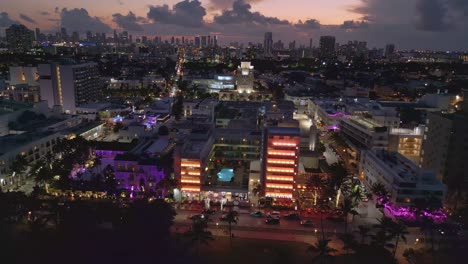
[306,175,326,206]
[356,225,371,245]
[371,182,389,204]
[10,154,28,177]
[307,239,337,264]
[185,216,214,256]
[224,210,238,249]
[389,221,409,260]
[327,163,349,208]
[103,165,117,193]
[339,197,358,235]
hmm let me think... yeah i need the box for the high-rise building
[6,24,34,52]
[71,31,80,43]
[309,38,313,49]
[35,28,41,42]
[319,36,336,57]
[194,36,201,47]
[385,44,396,58]
[420,89,468,207]
[38,62,101,114]
[201,36,207,47]
[288,40,296,50]
[236,61,254,93]
[60,27,68,42]
[213,35,218,47]
[86,31,93,41]
[261,127,301,199]
[264,32,273,56]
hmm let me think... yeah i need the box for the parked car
[267,211,281,219]
[188,214,204,220]
[283,213,301,220]
[300,219,314,227]
[250,211,264,217]
[265,218,280,225]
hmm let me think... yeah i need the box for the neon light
[267,167,294,173]
[181,162,201,167]
[272,142,297,147]
[266,176,294,181]
[266,184,294,189]
[268,151,295,156]
[182,187,200,192]
[265,192,293,198]
[267,159,295,165]
[181,179,200,184]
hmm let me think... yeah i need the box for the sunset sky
[1,0,468,50]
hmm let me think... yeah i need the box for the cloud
[19,14,36,24]
[341,20,369,29]
[414,0,451,31]
[208,0,263,11]
[0,12,20,27]
[40,11,51,16]
[214,0,289,25]
[350,0,468,32]
[295,19,321,29]
[60,8,111,33]
[147,0,206,27]
[112,11,145,31]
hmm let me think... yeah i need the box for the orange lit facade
[262,127,301,199]
[179,159,203,192]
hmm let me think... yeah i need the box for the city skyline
[1,0,468,50]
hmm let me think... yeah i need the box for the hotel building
[261,127,301,199]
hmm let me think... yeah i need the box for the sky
[1,0,468,50]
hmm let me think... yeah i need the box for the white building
[9,66,38,86]
[339,116,389,150]
[359,149,445,206]
[236,62,254,94]
[39,62,101,114]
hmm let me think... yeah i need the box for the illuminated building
[174,126,214,196]
[388,126,424,164]
[261,127,301,199]
[5,24,34,52]
[236,62,254,94]
[359,149,445,206]
[38,62,100,114]
[420,89,468,206]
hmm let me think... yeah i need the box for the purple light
[380,198,447,223]
[327,112,350,117]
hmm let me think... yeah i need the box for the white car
[268,211,281,219]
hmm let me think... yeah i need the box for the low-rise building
[359,149,446,206]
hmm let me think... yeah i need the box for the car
[300,220,314,227]
[267,211,281,219]
[283,213,301,220]
[188,214,204,220]
[265,218,280,225]
[361,197,369,202]
[250,211,264,217]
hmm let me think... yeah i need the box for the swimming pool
[217,168,234,182]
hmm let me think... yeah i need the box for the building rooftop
[267,126,301,136]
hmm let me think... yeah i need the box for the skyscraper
[385,44,396,58]
[420,89,468,207]
[201,36,207,47]
[60,27,68,42]
[264,32,273,56]
[38,61,101,114]
[261,127,301,199]
[6,24,34,52]
[319,36,336,57]
[309,38,313,49]
[194,36,201,47]
[213,35,218,47]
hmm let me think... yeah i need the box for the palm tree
[185,217,214,256]
[356,225,371,245]
[306,175,325,206]
[224,210,238,249]
[349,185,364,205]
[339,197,358,235]
[389,221,409,260]
[338,233,357,254]
[372,217,395,248]
[308,239,337,264]
[10,154,28,185]
[327,163,350,208]
[371,182,389,204]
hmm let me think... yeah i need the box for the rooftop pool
[217,168,234,182]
